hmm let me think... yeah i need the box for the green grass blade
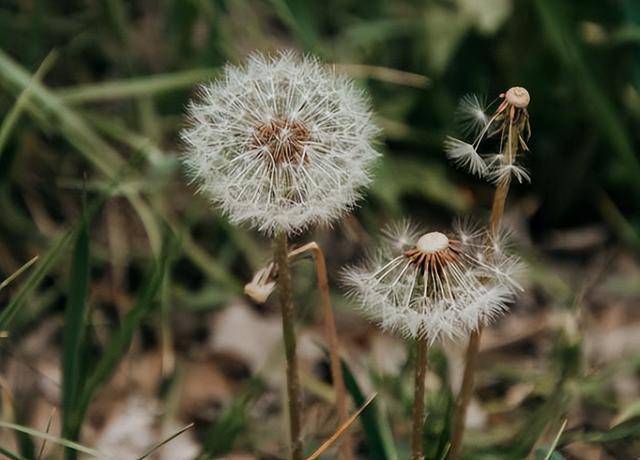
[342,360,396,460]
[0,420,112,459]
[136,423,194,460]
[197,389,255,459]
[0,446,27,460]
[76,235,172,420]
[0,256,38,293]
[62,211,91,442]
[0,50,57,160]
[0,229,74,332]
[56,68,219,104]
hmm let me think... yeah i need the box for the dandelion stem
[448,328,481,459]
[449,117,517,460]
[288,242,352,460]
[411,337,429,460]
[275,232,303,460]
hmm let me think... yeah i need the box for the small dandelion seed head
[505,86,530,108]
[181,51,381,235]
[342,220,524,343]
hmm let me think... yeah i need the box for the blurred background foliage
[0,0,640,459]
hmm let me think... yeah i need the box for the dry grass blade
[306,393,377,460]
[0,256,38,293]
[335,64,430,88]
[36,408,56,460]
[0,420,113,459]
[543,419,568,460]
[135,422,195,460]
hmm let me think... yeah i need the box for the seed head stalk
[411,337,429,460]
[288,242,352,459]
[448,111,520,460]
[275,232,303,460]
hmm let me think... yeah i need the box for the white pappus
[342,220,524,343]
[181,51,380,235]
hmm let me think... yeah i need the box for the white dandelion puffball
[181,51,380,235]
[342,220,524,343]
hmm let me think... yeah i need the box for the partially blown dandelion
[182,51,380,236]
[343,220,522,459]
[445,87,532,460]
[343,220,522,343]
[444,87,531,185]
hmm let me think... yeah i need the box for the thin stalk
[289,242,352,459]
[449,119,517,460]
[411,337,429,460]
[448,329,481,459]
[275,232,303,460]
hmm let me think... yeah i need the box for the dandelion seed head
[182,51,380,235]
[505,86,530,108]
[342,221,523,343]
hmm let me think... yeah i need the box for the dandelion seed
[457,93,489,136]
[342,220,522,343]
[182,51,380,236]
[490,163,531,185]
[444,136,487,177]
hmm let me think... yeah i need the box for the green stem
[411,338,428,460]
[275,232,303,460]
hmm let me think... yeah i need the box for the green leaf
[75,234,173,425]
[0,229,75,331]
[197,398,249,459]
[62,210,91,442]
[56,68,219,104]
[0,50,57,161]
[342,360,397,460]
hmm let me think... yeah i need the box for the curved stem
[411,337,429,460]
[275,232,303,460]
[289,242,352,459]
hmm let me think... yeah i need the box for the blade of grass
[136,422,194,460]
[541,419,568,460]
[307,393,377,460]
[75,234,173,424]
[0,446,26,460]
[56,68,219,104]
[342,360,396,460]
[0,256,38,292]
[61,208,91,448]
[197,398,249,459]
[36,408,56,460]
[0,229,74,331]
[0,50,57,160]
[0,420,113,459]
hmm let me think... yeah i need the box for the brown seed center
[251,118,311,166]
[404,234,461,274]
